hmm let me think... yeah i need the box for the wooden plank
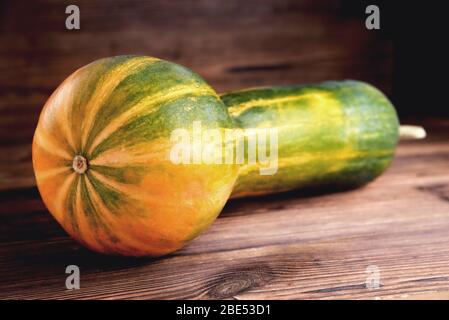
[1,120,449,299]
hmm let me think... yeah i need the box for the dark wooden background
[1,0,449,300]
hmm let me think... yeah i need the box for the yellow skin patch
[227,92,333,117]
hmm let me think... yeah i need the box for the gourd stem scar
[72,155,88,174]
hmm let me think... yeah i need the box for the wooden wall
[0,0,393,190]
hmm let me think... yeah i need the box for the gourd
[32,56,239,256]
[221,81,407,198]
[32,56,424,257]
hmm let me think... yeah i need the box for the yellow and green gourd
[32,56,406,257]
[222,81,400,198]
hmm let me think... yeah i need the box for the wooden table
[1,119,448,300]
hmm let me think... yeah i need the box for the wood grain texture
[0,119,449,300]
